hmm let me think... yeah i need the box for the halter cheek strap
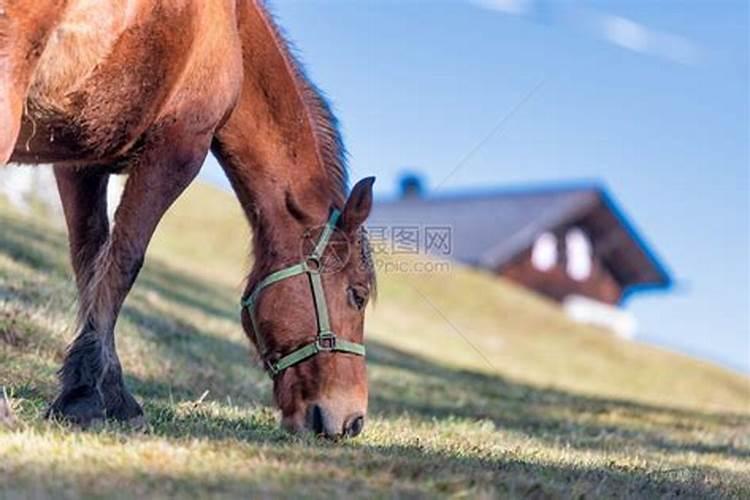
[241,209,366,377]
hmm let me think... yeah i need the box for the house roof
[367,182,672,298]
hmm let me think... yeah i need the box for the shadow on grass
[340,441,741,499]
[366,340,750,460]
[0,211,237,322]
[2,430,741,499]
[122,332,749,461]
[135,264,239,324]
[119,303,267,404]
[0,213,71,278]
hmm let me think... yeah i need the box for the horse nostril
[344,414,365,438]
[307,404,325,435]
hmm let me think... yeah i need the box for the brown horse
[1,0,375,438]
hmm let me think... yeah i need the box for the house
[367,176,672,338]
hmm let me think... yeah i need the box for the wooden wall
[499,244,623,305]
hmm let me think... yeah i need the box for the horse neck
[212,0,346,274]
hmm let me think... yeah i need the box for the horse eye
[347,286,368,311]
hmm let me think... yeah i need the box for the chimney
[399,172,425,200]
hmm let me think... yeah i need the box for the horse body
[12,0,241,165]
[1,0,374,438]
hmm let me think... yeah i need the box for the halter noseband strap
[241,209,366,377]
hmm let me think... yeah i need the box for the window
[566,228,593,281]
[531,232,557,271]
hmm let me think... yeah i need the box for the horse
[0,0,376,439]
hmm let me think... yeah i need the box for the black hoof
[47,384,144,428]
[47,385,105,426]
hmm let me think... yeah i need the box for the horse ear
[340,177,375,233]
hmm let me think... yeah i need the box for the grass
[1,181,748,498]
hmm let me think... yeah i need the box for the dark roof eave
[598,189,673,292]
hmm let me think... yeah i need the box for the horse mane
[257,1,348,207]
[240,2,376,295]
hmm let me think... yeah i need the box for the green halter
[241,209,366,377]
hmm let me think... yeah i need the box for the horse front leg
[48,131,208,427]
[53,167,110,293]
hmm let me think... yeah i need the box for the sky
[201,0,749,372]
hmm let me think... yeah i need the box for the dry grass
[1,182,748,498]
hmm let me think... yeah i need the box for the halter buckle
[316,332,337,351]
[266,360,281,377]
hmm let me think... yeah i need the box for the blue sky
[202,0,749,372]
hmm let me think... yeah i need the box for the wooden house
[368,179,672,337]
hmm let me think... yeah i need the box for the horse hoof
[47,388,106,426]
[47,386,144,428]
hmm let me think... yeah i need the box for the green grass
[1,182,748,499]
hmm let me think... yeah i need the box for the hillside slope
[151,182,747,413]
[1,181,748,498]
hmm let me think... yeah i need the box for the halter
[241,209,366,377]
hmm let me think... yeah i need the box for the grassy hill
[1,181,748,498]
